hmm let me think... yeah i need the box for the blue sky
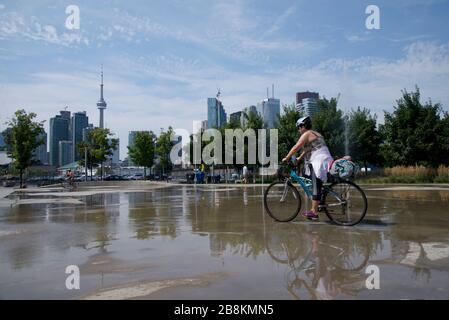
[1,0,449,158]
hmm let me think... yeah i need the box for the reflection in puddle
[0,185,449,299]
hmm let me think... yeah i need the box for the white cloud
[212,0,257,33]
[395,0,449,7]
[1,41,448,158]
[264,5,296,36]
[345,33,372,43]
[0,11,89,46]
[297,41,449,118]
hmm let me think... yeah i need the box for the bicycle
[263,158,368,226]
[62,178,77,191]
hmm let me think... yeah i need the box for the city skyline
[1,0,449,158]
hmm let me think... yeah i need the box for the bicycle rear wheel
[322,180,367,226]
[323,230,370,271]
[264,181,301,222]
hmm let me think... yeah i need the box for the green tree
[380,86,443,167]
[87,128,118,179]
[156,127,174,174]
[244,109,264,130]
[77,133,101,181]
[128,131,156,178]
[347,107,382,173]
[3,109,45,188]
[437,112,449,165]
[243,109,265,173]
[312,97,345,157]
[278,103,301,160]
[214,111,263,173]
[77,141,90,180]
[227,115,242,129]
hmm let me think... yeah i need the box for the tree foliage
[156,127,174,173]
[3,109,45,188]
[78,128,118,179]
[128,131,156,177]
[347,107,382,172]
[312,97,345,157]
[277,103,301,160]
[380,87,446,167]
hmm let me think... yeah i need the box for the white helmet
[296,116,312,128]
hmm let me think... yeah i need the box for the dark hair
[302,122,312,130]
[297,116,312,130]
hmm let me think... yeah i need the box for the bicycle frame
[289,169,313,199]
[286,169,347,209]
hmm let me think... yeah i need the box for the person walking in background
[242,165,249,184]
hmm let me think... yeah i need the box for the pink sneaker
[302,211,319,221]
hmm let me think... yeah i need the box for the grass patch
[356,165,449,183]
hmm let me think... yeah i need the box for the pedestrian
[243,165,249,184]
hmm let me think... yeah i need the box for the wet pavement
[1,183,449,300]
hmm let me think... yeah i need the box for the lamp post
[84,146,88,182]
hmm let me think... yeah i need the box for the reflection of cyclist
[308,233,342,300]
[266,223,369,300]
[278,231,345,300]
[282,116,333,221]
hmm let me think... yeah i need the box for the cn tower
[96,66,107,128]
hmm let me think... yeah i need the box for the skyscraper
[207,97,227,128]
[82,124,94,141]
[128,131,142,166]
[97,67,107,129]
[296,91,319,116]
[59,141,73,167]
[59,110,71,121]
[245,105,257,115]
[71,111,89,162]
[299,98,319,117]
[107,138,120,165]
[230,111,244,127]
[0,132,5,149]
[201,120,208,130]
[257,98,280,129]
[33,131,48,165]
[49,111,70,166]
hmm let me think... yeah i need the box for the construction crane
[216,88,221,100]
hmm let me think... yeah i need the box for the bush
[434,165,449,183]
[356,165,449,183]
[384,166,436,183]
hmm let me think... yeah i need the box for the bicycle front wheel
[322,180,367,226]
[264,181,301,222]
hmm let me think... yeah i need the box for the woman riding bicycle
[66,169,75,187]
[282,116,333,221]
